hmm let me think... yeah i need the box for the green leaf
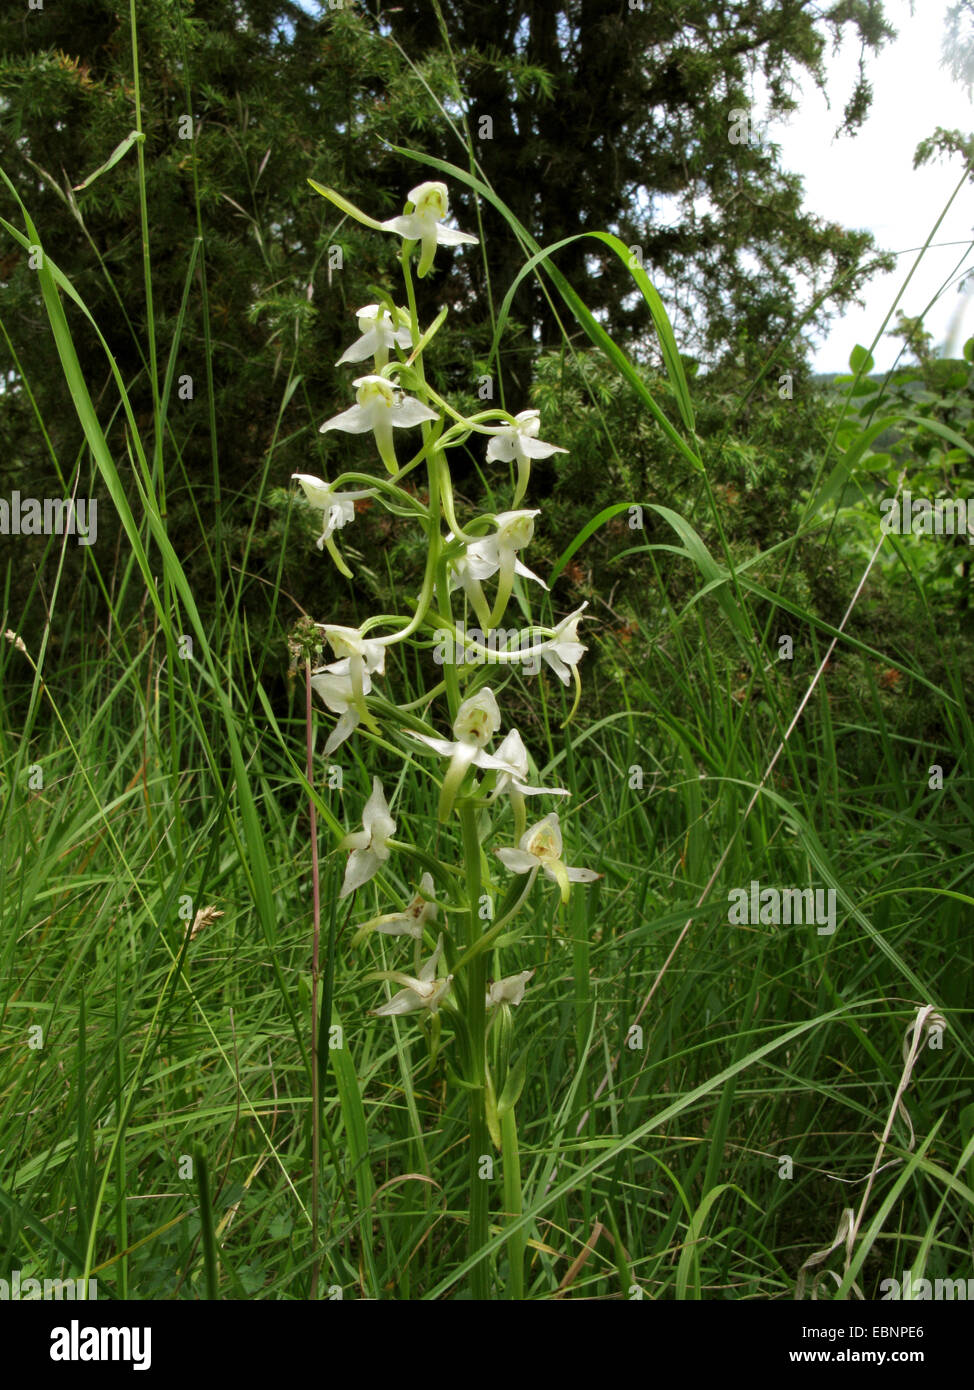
[806,415,902,515]
[497,1051,527,1119]
[549,502,634,586]
[960,1104,974,1193]
[73,131,145,191]
[406,304,448,362]
[901,412,974,458]
[307,180,391,233]
[650,503,750,641]
[849,343,875,375]
[675,1183,760,1300]
[484,1068,502,1149]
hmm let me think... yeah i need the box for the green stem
[571,888,590,1117]
[460,800,490,1300]
[501,1106,525,1300]
[436,547,462,717]
[306,659,322,1298]
[128,0,160,480]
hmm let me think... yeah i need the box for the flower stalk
[460,798,490,1299]
[305,655,322,1300]
[292,176,601,1298]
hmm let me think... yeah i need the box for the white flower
[452,510,547,595]
[540,603,589,685]
[486,410,564,463]
[371,933,453,1016]
[316,624,385,735]
[486,968,535,1009]
[354,873,437,945]
[495,811,601,904]
[407,687,519,821]
[319,373,439,474]
[486,409,567,501]
[444,511,547,631]
[339,777,396,899]
[291,473,376,549]
[380,181,478,278]
[441,529,494,628]
[493,729,569,799]
[311,663,374,756]
[336,304,412,368]
[320,623,386,674]
[445,529,498,587]
[491,728,568,843]
[409,686,508,762]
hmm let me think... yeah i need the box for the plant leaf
[73,131,145,191]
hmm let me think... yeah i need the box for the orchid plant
[293,177,602,1299]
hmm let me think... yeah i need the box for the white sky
[763,0,974,371]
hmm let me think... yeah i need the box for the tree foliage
[384,0,897,384]
[0,0,904,661]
